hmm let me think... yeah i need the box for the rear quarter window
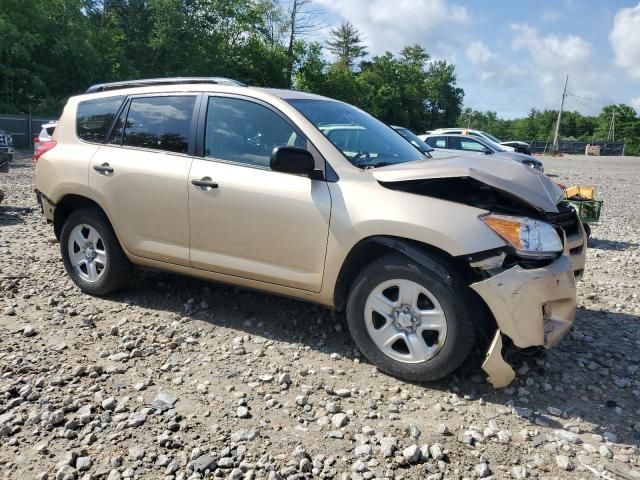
[76,96,125,143]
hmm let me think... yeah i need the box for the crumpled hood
[372,155,564,213]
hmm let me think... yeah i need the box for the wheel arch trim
[333,235,455,311]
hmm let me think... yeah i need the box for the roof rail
[86,77,246,93]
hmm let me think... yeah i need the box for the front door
[188,95,331,291]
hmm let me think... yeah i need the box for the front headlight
[481,214,563,257]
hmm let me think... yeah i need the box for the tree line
[0,0,462,130]
[1,0,638,154]
[459,104,640,155]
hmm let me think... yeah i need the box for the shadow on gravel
[0,206,33,226]
[4,163,33,170]
[589,238,638,251]
[107,270,639,444]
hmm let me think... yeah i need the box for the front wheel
[60,208,131,295]
[346,253,477,382]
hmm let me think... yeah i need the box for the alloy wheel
[364,278,447,363]
[67,224,107,282]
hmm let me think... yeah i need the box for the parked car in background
[34,121,58,149]
[0,129,15,162]
[392,126,433,155]
[0,148,8,204]
[392,126,454,159]
[0,150,9,174]
[34,77,585,387]
[423,133,544,172]
[426,128,532,155]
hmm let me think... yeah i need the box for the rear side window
[123,96,196,154]
[76,96,125,143]
[425,136,447,148]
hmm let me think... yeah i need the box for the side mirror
[270,146,319,178]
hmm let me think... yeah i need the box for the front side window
[122,96,196,154]
[204,97,303,168]
[288,99,423,168]
[77,96,125,143]
[457,138,487,152]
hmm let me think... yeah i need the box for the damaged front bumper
[470,247,577,388]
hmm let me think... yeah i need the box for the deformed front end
[372,155,585,387]
[470,236,577,387]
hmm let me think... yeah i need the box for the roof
[253,88,335,101]
[86,77,246,93]
[85,77,333,99]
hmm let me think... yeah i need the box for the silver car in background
[0,129,14,163]
[421,133,544,172]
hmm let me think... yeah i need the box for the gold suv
[35,78,587,387]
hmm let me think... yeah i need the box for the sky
[312,0,640,118]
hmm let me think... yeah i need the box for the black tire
[346,253,477,382]
[583,223,591,238]
[60,207,131,295]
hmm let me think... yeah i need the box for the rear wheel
[60,208,131,295]
[346,253,477,382]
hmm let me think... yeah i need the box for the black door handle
[191,178,218,189]
[93,163,114,174]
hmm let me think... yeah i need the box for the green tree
[423,61,464,129]
[326,19,368,69]
[595,104,640,154]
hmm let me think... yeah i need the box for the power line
[565,95,602,114]
[566,91,640,109]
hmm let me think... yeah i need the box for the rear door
[187,94,331,291]
[89,93,199,266]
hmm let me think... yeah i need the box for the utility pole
[552,75,568,153]
[611,110,616,142]
[607,110,616,142]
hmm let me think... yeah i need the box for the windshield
[480,131,502,144]
[394,127,434,155]
[483,138,507,152]
[287,99,424,168]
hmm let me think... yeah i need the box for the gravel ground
[0,152,639,480]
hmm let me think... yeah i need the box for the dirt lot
[1,153,639,480]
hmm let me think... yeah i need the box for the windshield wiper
[360,162,392,169]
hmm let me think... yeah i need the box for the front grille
[0,134,6,146]
[546,201,580,237]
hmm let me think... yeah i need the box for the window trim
[196,93,327,177]
[75,95,126,146]
[104,92,202,157]
[104,97,131,146]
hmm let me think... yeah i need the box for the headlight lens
[482,214,563,257]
